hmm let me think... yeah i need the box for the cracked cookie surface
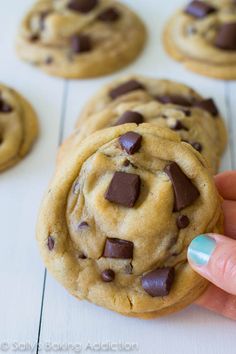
[37,124,223,318]
[16,0,146,78]
[163,0,236,79]
[73,76,227,173]
[0,83,38,172]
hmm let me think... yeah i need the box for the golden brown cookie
[16,0,146,78]
[73,75,227,172]
[163,0,236,80]
[0,83,38,172]
[37,124,223,318]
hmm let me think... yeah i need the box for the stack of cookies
[11,0,234,318]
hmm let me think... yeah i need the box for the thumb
[187,234,236,295]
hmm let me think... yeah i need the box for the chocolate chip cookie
[16,0,146,78]
[73,76,227,172]
[0,83,38,172]
[163,0,236,79]
[37,124,223,318]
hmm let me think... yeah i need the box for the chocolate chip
[170,120,189,131]
[141,267,175,297]
[119,132,142,155]
[97,7,120,22]
[30,34,40,42]
[0,99,13,113]
[177,215,190,229]
[67,0,98,13]
[185,1,216,18]
[155,95,193,107]
[114,111,144,126]
[194,98,218,116]
[71,34,91,53]
[164,162,200,211]
[101,269,115,282]
[105,171,141,207]
[45,56,53,65]
[191,142,202,152]
[215,22,236,51]
[79,253,87,259]
[47,236,55,251]
[78,221,89,229]
[109,80,145,100]
[103,238,134,259]
[123,159,130,167]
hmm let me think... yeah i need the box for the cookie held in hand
[163,0,236,79]
[0,83,38,172]
[16,0,146,78]
[37,124,223,318]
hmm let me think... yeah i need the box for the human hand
[187,171,236,320]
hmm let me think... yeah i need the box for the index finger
[214,171,236,201]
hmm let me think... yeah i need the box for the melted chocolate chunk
[109,80,145,100]
[97,7,120,22]
[194,98,218,116]
[191,142,202,152]
[185,1,216,18]
[0,99,13,113]
[119,132,142,155]
[114,111,144,126]
[170,120,189,131]
[105,171,141,207]
[47,236,55,251]
[177,215,190,229]
[67,0,98,13]
[164,162,200,211]
[141,267,175,297]
[215,22,236,51]
[155,95,193,107]
[101,269,115,282]
[103,238,134,259]
[71,34,92,53]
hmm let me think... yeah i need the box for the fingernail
[188,235,216,266]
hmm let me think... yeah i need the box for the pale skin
[188,171,236,320]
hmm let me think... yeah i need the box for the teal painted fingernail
[188,235,216,266]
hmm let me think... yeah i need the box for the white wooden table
[0,1,235,353]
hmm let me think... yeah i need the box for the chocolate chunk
[101,269,115,282]
[155,95,193,107]
[103,238,134,259]
[78,221,89,229]
[79,253,87,259]
[109,80,145,100]
[123,159,130,167]
[71,34,91,53]
[194,98,218,116]
[47,236,55,251]
[119,132,142,155]
[114,111,144,126]
[30,34,40,42]
[97,7,120,22]
[164,162,200,211]
[67,0,98,13]
[191,142,202,152]
[105,171,141,207]
[170,120,189,131]
[177,215,190,229]
[0,99,13,113]
[185,1,216,18]
[141,267,175,297]
[215,22,236,51]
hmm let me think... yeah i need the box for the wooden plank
[0,0,65,345]
[38,2,236,354]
